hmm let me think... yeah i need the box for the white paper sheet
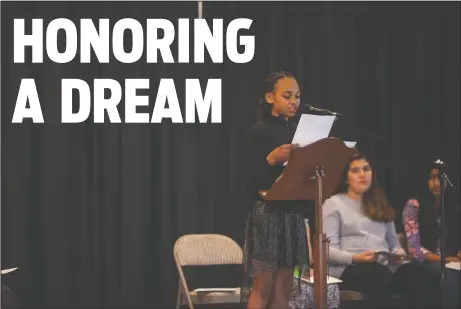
[446,262,461,271]
[1,267,18,275]
[193,288,239,293]
[344,141,357,148]
[295,275,342,285]
[291,114,336,147]
[307,276,342,284]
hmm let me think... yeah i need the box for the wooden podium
[260,137,357,309]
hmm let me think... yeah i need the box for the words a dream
[12,18,255,123]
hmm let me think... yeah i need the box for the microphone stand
[439,171,454,309]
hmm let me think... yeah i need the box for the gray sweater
[322,193,403,278]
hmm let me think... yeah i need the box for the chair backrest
[174,234,243,266]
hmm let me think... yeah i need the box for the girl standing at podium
[241,71,309,309]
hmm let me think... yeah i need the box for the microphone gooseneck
[305,104,343,117]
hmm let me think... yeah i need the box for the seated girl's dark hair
[398,158,450,208]
[427,159,446,176]
[419,158,450,201]
[256,71,295,122]
[335,153,395,222]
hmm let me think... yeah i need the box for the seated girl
[322,153,432,308]
[402,159,460,308]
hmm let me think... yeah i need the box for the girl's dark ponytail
[256,98,272,122]
[256,71,295,123]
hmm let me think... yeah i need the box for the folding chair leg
[176,281,182,309]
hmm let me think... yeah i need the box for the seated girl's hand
[352,251,376,264]
[446,256,460,263]
[392,248,406,256]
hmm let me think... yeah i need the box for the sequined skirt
[241,200,309,302]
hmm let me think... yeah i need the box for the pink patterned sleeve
[402,199,428,260]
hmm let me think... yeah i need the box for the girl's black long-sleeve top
[246,114,298,202]
[245,113,314,222]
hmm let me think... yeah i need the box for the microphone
[440,172,454,187]
[305,104,343,117]
[434,159,454,187]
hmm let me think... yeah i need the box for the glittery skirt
[241,199,309,303]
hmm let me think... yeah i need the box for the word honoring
[12,18,255,123]
[14,18,254,63]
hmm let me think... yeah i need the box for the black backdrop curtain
[1,1,459,308]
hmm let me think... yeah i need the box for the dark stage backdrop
[1,1,460,308]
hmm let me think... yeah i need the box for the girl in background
[402,159,460,308]
[323,154,431,308]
